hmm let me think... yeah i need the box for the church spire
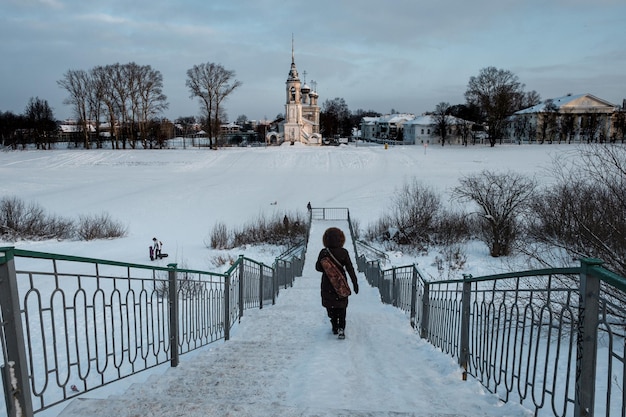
[288,34,299,81]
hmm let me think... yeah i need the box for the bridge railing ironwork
[358,254,625,417]
[1,244,305,417]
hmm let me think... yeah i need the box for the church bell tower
[284,38,302,143]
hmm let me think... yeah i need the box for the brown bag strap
[325,248,343,269]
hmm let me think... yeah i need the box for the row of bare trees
[58,62,168,149]
[0,98,57,149]
[57,61,243,150]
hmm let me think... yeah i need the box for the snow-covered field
[0,141,565,272]
[0,142,587,416]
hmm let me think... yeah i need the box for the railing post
[224,272,231,341]
[167,263,179,367]
[392,268,397,307]
[459,274,472,381]
[575,258,603,417]
[0,248,35,417]
[259,264,264,310]
[410,266,419,329]
[238,255,244,321]
[420,281,430,339]
[276,258,284,289]
[271,263,277,305]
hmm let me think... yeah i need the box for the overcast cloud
[1,0,624,121]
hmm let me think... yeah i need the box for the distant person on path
[315,227,359,339]
[151,237,162,260]
[307,201,312,211]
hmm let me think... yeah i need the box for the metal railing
[358,255,626,417]
[1,245,305,417]
[310,207,349,221]
[310,207,359,257]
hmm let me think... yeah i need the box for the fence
[1,244,305,417]
[358,255,626,417]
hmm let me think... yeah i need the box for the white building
[361,114,474,145]
[359,113,414,142]
[508,93,622,143]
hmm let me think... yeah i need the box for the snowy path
[57,221,532,417]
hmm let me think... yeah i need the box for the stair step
[59,397,466,417]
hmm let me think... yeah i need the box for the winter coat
[315,224,359,309]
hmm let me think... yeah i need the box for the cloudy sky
[1,0,625,122]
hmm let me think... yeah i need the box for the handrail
[355,239,389,264]
[361,255,625,417]
[0,244,304,417]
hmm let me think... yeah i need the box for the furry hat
[322,227,345,248]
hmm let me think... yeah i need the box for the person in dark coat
[315,227,359,338]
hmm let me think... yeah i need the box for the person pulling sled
[150,237,167,260]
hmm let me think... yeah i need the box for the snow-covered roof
[377,113,415,124]
[404,115,467,126]
[515,93,617,115]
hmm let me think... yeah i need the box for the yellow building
[510,93,624,143]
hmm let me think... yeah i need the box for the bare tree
[321,97,350,137]
[560,112,576,144]
[453,170,536,257]
[91,65,119,149]
[24,97,56,149]
[0,111,26,149]
[108,63,133,148]
[432,102,452,146]
[58,69,92,148]
[366,179,442,250]
[580,112,603,143]
[538,99,559,144]
[136,65,168,148]
[464,67,527,146]
[390,180,441,248]
[526,145,626,276]
[611,110,626,143]
[511,114,533,144]
[186,62,242,149]
[519,90,542,109]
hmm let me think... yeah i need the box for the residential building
[508,93,624,143]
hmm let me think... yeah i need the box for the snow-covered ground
[0,141,563,273]
[0,142,579,416]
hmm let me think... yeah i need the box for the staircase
[55,220,519,417]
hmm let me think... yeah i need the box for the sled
[149,246,168,260]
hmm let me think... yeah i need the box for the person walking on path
[315,227,359,339]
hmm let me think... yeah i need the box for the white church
[266,45,322,145]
